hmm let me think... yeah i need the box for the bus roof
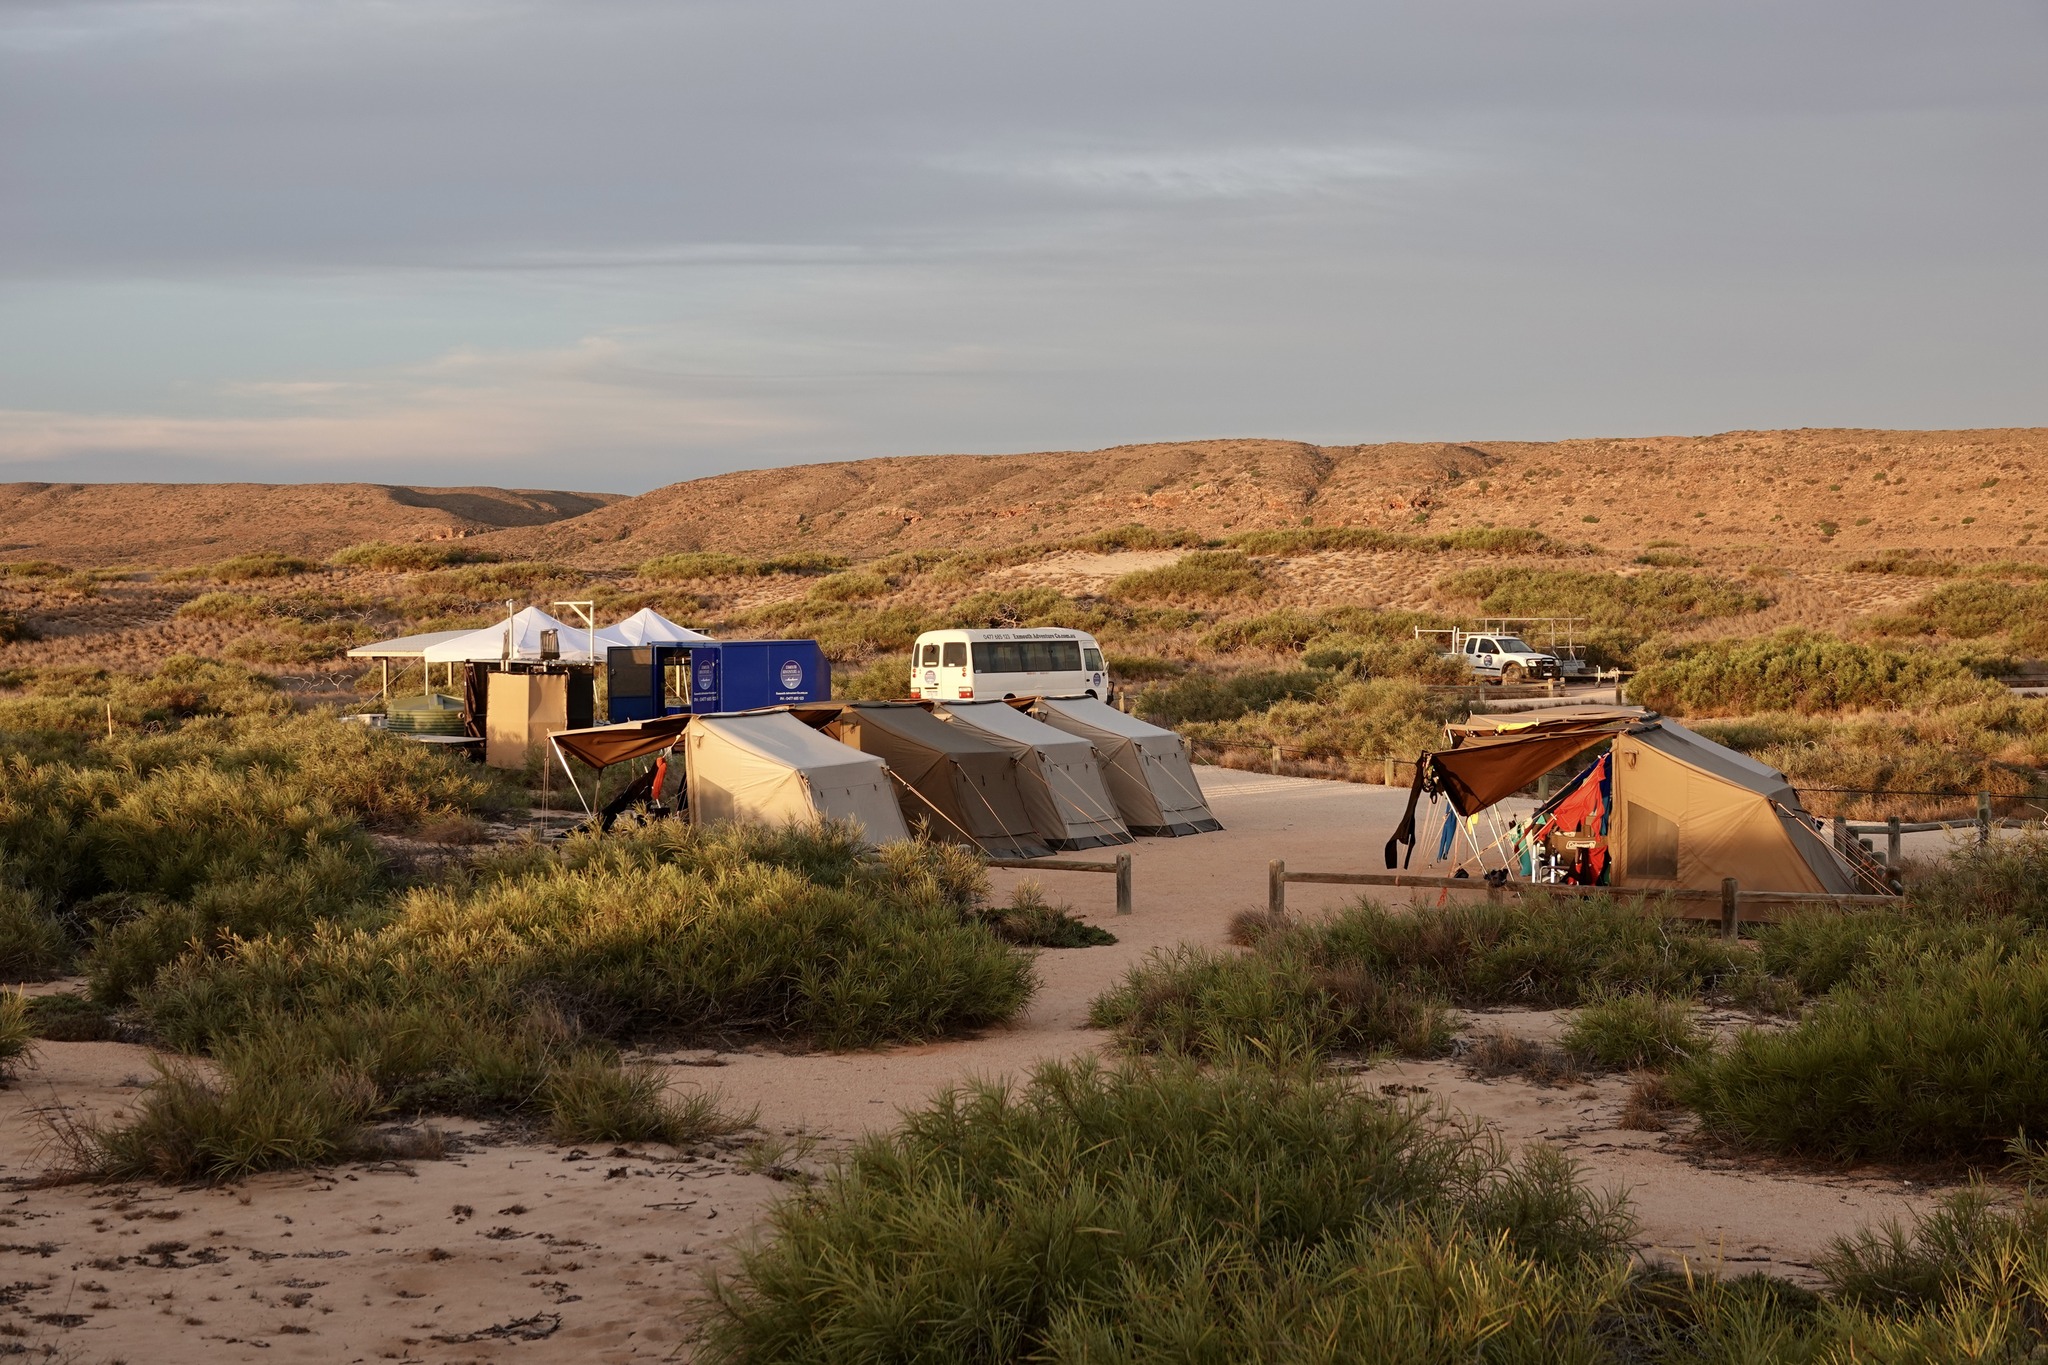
[913,627,1098,642]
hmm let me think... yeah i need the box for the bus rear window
[971,640,1082,673]
[941,642,967,668]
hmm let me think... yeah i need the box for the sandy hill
[486,428,2048,567]
[0,483,622,567]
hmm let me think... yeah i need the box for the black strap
[1385,754,1431,869]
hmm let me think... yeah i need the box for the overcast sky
[1,0,2042,492]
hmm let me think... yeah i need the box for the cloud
[0,334,815,474]
[936,142,1443,201]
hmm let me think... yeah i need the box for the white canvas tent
[685,712,910,845]
[934,701,1131,850]
[420,606,601,665]
[1033,696,1221,837]
[597,608,715,648]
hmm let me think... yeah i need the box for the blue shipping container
[607,640,830,722]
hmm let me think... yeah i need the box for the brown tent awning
[1430,729,1613,814]
[552,715,691,770]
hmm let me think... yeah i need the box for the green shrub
[0,560,66,579]
[1224,525,1562,556]
[1843,553,1961,577]
[1676,947,2048,1159]
[1865,579,2048,641]
[173,591,273,623]
[331,541,499,571]
[0,989,31,1081]
[1437,567,1770,639]
[640,551,847,581]
[542,1053,749,1146]
[832,658,907,701]
[1090,943,1454,1064]
[165,552,316,583]
[980,884,1116,948]
[1109,550,1265,600]
[1629,630,1999,716]
[1633,550,1700,568]
[1561,994,1711,1071]
[0,885,71,981]
[142,823,1029,1055]
[1068,523,1207,553]
[807,571,890,603]
[1136,668,1326,725]
[1180,678,1455,765]
[699,1059,1633,1362]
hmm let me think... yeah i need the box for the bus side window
[941,642,967,668]
[920,644,940,667]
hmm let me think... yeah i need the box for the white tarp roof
[934,701,1130,850]
[419,606,602,665]
[1034,696,1221,837]
[346,629,479,661]
[596,608,715,649]
[685,712,910,845]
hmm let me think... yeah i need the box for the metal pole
[1115,852,1132,916]
[1978,792,1993,846]
[1268,859,1286,921]
[1887,815,1902,870]
[1721,877,1739,940]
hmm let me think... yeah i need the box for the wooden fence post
[1115,852,1132,916]
[1271,745,1284,774]
[1886,816,1902,870]
[1721,877,1739,940]
[1978,792,1993,846]
[1269,859,1286,921]
[1383,755,1396,787]
[1830,815,1848,854]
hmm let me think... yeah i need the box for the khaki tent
[1031,697,1221,837]
[1607,723,1863,895]
[1389,716,1871,895]
[685,712,910,845]
[806,703,1052,859]
[934,701,1131,850]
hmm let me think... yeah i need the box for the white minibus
[909,628,1109,701]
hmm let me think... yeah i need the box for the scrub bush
[1092,896,1749,1065]
[0,885,70,980]
[0,990,31,1082]
[1629,630,1999,716]
[1135,668,1326,724]
[1561,994,1712,1071]
[699,1059,1633,1363]
[163,552,316,583]
[1436,567,1771,646]
[1110,550,1265,601]
[331,541,500,571]
[639,551,847,581]
[1676,947,2048,1160]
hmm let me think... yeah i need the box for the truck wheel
[1503,663,1525,684]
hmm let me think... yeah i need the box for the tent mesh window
[1625,802,1680,879]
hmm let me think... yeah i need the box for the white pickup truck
[1446,631,1561,684]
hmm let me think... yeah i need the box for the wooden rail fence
[987,853,1134,916]
[1265,860,1897,938]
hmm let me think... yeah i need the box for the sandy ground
[3,767,1981,1359]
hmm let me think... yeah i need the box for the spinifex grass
[700,1059,2048,1361]
[0,989,31,1081]
[1676,946,2048,1161]
[1561,994,1712,1072]
[1092,895,1750,1065]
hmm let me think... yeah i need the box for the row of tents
[552,695,1222,855]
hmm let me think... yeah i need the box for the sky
[1,0,2043,493]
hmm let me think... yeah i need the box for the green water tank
[386,692,466,735]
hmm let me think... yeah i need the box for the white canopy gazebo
[596,608,715,649]
[421,606,602,666]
